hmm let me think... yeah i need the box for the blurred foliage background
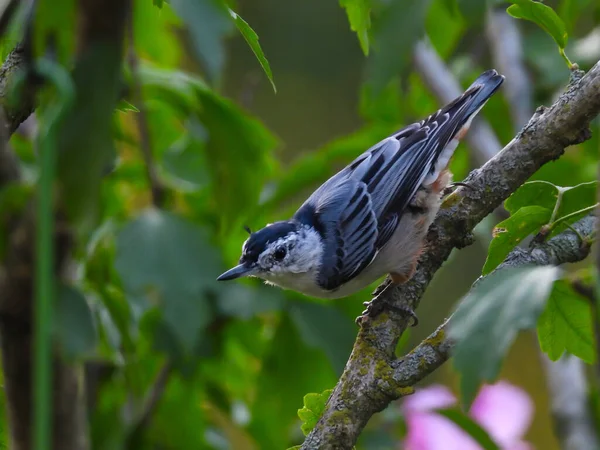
[1,0,600,448]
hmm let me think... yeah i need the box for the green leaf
[482,206,552,275]
[504,181,559,214]
[537,280,595,363]
[339,0,371,55]
[171,0,234,82]
[230,9,277,92]
[367,0,430,92]
[503,180,598,238]
[506,0,568,48]
[116,100,139,113]
[289,302,356,374]
[551,181,598,235]
[298,389,333,436]
[55,285,98,358]
[194,86,278,233]
[437,408,500,450]
[115,209,220,350]
[449,265,560,406]
[153,0,164,8]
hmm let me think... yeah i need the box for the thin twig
[126,10,165,208]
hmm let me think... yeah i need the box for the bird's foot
[356,286,419,327]
[442,181,471,197]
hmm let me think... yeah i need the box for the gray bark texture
[301,60,600,449]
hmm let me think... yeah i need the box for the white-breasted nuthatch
[218,70,504,322]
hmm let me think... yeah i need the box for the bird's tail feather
[463,69,505,117]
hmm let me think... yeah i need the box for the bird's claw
[355,294,419,327]
[442,181,471,197]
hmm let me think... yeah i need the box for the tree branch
[390,214,594,390]
[301,60,600,449]
[0,44,37,134]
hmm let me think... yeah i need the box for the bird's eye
[273,246,287,261]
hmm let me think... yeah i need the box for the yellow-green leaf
[339,0,371,55]
[297,389,333,435]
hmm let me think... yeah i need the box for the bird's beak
[217,263,257,281]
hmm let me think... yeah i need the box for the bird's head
[217,221,323,282]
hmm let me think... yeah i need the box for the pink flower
[402,381,534,450]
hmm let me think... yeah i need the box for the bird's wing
[296,178,379,290]
[294,70,504,290]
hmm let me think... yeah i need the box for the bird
[217,70,504,324]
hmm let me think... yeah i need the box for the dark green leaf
[289,301,356,374]
[194,86,278,233]
[437,408,500,450]
[482,206,551,275]
[55,285,98,358]
[504,180,559,214]
[537,280,595,363]
[171,0,234,82]
[115,209,220,350]
[507,0,568,48]
[297,389,333,436]
[367,0,430,92]
[339,0,371,55]
[449,265,560,406]
[153,0,164,8]
[230,9,277,92]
